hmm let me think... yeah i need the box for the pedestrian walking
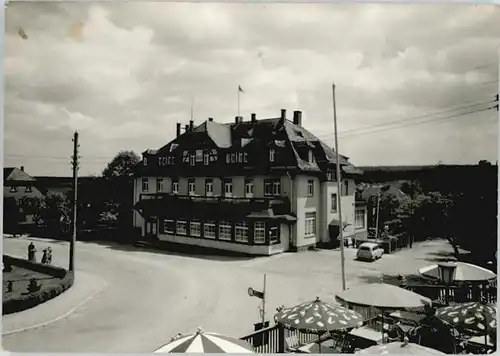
[28,242,37,262]
[41,249,48,264]
[47,247,52,265]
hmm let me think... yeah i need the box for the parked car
[356,242,384,261]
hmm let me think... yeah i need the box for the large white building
[133,109,367,255]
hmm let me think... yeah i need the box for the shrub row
[3,270,74,315]
[3,255,67,278]
[3,254,74,315]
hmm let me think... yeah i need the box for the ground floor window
[235,221,249,242]
[190,220,201,237]
[269,225,279,244]
[164,219,175,234]
[254,221,266,244]
[219,220,232,241]
[355,208,365,230]
[305,212,316,238]
[176,220,188,235]
[204,221,216,239]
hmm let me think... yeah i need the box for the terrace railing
[404,284,497,304]
[240,324,320,353]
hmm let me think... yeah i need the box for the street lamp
[437,262,457,304]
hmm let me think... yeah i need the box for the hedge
[3,255,74,315]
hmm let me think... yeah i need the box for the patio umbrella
[355,337,446,355]
[335,283,431,310]
[335,283,431,344]
[435,301,497,345]
[418,262,496,282]
[274,297,364,353]
[153,328,255,353]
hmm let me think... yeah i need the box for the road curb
[2,276,108,336]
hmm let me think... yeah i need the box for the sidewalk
[2,270,108,335]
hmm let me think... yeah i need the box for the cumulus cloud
[4,2,499,176]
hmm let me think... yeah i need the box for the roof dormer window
[143,157,148,166]
[269,148,276,162]
[308,150,314,163]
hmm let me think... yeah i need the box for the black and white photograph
[2,1,499,354]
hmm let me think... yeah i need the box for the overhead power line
[314,97,498,141]
[323,105,496,141]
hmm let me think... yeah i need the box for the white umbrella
[356,338,446,355]
[335,284,431,310]
[153,328,254,353]
[418,262,496,282]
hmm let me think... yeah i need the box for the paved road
[2,236,453,352]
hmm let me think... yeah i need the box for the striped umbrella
[153,328,255,353]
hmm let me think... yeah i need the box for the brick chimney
[176,123,181,137]
[189,120,194,131]
[280,109,286,120]
[20,166,24,172]
[234,116,243,124]
[251,113,256,123]
[293,111,302,126]
[185,124,189,132]
[208,117,214,122]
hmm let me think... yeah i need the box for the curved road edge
[2,270,108,335]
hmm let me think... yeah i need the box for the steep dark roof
[4,167,36,182]
[147,114,361,174]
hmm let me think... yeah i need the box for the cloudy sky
[4,2,499,176]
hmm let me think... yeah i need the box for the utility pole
[261,274,267,325]
[375,191,381,239]
[69,131,79,272]
[332,82,346,291]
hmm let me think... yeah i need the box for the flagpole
[238,87,240,117]
[332,82,346,291]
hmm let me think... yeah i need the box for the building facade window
[164,219,175,234]
[203,152,210,165]
[196,150,203,162]
[176,220,188,235]
[305,212,316,238]
[188,179,196,196]
[142,178,149,192]
[205,179,213,196]
[343,180,349,196]
[235,221,249,243]
[156,178,164,192]
[264,179,281,196]
[269,224,279,244]
[269,148,275,162]
[331,193,338,212]
[219,220,232,240]
[172,181,179,194]
[190,220,201,237]
[204,221,216,239]
[307,180,314,197]
[224,181,233,198]
[355,208,365,230]
[189,153,196,166]
[254,222,266,244]
[245,180,254,198]
[143,157,148,166]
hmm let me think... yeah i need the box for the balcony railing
[140,193,289,205]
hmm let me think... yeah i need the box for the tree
[102,151,141,179]
[102,150,141,234]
